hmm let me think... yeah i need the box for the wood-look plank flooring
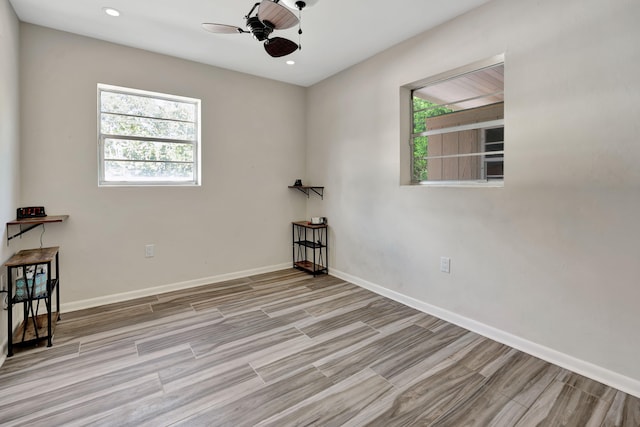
[0,269,638,426]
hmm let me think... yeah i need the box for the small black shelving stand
[3,246,61,357]
[292,221,328,276]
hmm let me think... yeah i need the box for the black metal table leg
[55,252,60,321]
[46,260,52,347]
[7,270,13,357]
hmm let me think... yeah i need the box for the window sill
[99,182,201,187]
[405,180,504,188]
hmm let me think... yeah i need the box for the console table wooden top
[4,246,60,267]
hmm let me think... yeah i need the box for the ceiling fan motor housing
[246,16,274,41]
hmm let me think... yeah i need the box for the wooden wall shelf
[6,215,69,245]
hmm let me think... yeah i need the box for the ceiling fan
[202,0,319,58]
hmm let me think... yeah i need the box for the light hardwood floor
[0,269,638,426]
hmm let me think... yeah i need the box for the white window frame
[97,84,201,187]
[403,54,505,187]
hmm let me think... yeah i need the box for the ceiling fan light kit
[280,0,319,10]
[202,0,319,58]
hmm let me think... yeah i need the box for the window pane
[104,160,194,182]
[485,127,504,143]
[413,136,428,181]
[101,91,196,122]
[101,114,195,141]
[104,139,194,163]
[98,84,200,186]
[486,162,504,179]
[412,97,454,134]
[411,62,504,183]
[420,127,508,182]
[425,130,483,181]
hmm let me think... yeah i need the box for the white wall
[18,24,307,305]
[306,0,640,393]
[0,0,21,354]
[9,0,640,396]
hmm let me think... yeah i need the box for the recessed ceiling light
[103,7,121,17]
[286,60,295,65]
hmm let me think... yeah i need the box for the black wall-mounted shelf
[288,186,324,199]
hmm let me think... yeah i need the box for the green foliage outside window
[412,97,453,182]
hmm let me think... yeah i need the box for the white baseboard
[61,263,290,313]
[330,268,640,399]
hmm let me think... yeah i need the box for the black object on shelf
[17,206,46,219]
[292,221,328,276]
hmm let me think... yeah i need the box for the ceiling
[9,0,491,87]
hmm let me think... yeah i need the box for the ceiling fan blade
[258,0,298,30]
[201,23,245,34]
[264,37,299,57]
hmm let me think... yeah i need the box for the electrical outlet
[145,244,155,258]
[440,257,451,274]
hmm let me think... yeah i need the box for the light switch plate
[440,257,450,273]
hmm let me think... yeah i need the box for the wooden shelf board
[7,215,69,226]
[292,221,327,229]
[13,312,58,344]
[6,215,69,244]
[294,261,327,272]
[4,247,59,267]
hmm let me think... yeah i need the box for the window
[409,56,504,185]
[98,84,201,186]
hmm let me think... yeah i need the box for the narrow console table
[4,247,61,356]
